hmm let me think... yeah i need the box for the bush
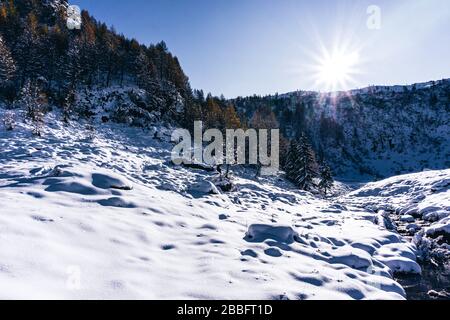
[2,111,15,131]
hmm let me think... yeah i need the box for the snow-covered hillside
[3,106,449,300]
[342,170,450,264]
[234,78,450,179]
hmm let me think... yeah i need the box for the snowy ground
[341,170,450,265]
[1,107,448,300]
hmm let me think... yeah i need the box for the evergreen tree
[19,80,45,136]
[14,13,45,84]
[135,50,156,89]
[63,38,82,89]
[182,100,202,132]
[284,135,318,191]
[296,134,319,191]
[284,139,301,184]
[0,35,16,83]
[62,87,75,123]
[318,163,334,196]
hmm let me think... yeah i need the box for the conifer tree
[318,163,334,196]
[284,135,318,191]
[62,87,75,123]
[0,35,16,84]
[14,13,45,84]
[284,139,301,184]
[63,38,82,89]
[223,104,242,129]
[204,97,222,129]
[296,134,319,191]
[19,80,45,136]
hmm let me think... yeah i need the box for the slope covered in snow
[234,78,450,179]
[341,170,450,264]
[0,106,431,300]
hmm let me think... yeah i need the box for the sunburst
[313,46,361,92]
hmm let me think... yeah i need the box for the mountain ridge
[233,78,450,179]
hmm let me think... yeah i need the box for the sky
[71,0,450,98]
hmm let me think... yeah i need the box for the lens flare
[313,46,361,92]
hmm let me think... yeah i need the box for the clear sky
[71,0,450,98]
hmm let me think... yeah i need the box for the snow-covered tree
[2,111,15,131]
[284,139,301,182]
[297,134,319,191]
[19,80,45,136]
[0,36,16,84]
[14,13,45,84]
[284,135,319,191]
[62,87,75,123]
[319,163,334,196]
[63,39,82,89]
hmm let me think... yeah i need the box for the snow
[245,225,301,244]
[1,106,445,300]
[341,169,450,263]
[373,243,422,274]
[400,215,415,223]
[343,170,450,219]
[426,217,450,237]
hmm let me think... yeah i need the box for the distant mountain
[233,79,450,179]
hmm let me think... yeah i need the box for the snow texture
[1,106,447,300]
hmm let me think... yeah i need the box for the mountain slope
[234,79,450,179]
[3,105,446,299]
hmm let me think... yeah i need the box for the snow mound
[426,217,450,238]
[373,243,421,274]
[92,173,133,191]
[187,180,220,198]
[245,225,301,244]
[329,246,373,270]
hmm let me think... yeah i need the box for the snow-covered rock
[245,224,301,244]
[426,217,450,238]
[400,215,415,223]
[187,180,220,197]
[373,243,422,275]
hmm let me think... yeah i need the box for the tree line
[0,0,190,108]
[0,0,334,194]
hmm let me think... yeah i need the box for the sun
[314,47,361,92]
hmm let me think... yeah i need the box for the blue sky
[71,0,450,98]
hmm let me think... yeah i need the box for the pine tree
[14,13,45,84]
[19,80,45,136]
[296,134,319,191]
[62,87,75,123]
[135,50,155,89]
[319,163,334,196]
[284,135,318,191]
[183,100,202,132]
[63,38,82,89]
[0,35,16,84]
[284,139,301,183]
